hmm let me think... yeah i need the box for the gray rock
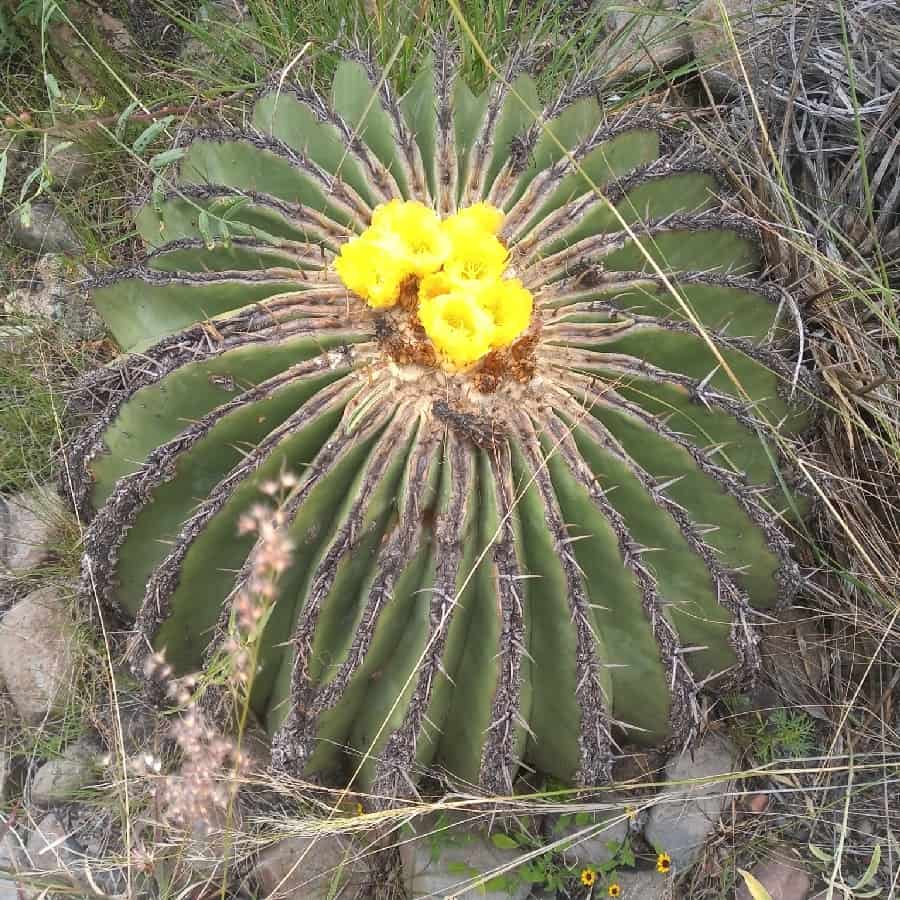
[0,485,67,575]
[690,0,789,96]
[31,737,97,807]
[45,0,132,91]
[3,254,104,340]
[23,814,81,900]
[46,138,93,190]
[0,832,24,900]
[0,584,77,723]
[4,201,81,253]
[608,867,673,899]
[0,324,37,354]
[1,135,37,188]
[253,834,370,899]
[180,0,265,71]
[644,735,737,871]
[550,805,629,868]
[399,814,530,900]
[606,0,692,75]
[0,751,9,804]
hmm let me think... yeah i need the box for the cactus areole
[71,48,812,797]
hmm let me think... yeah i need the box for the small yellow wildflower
[624,805,636,820]
[608,884,621,897]
[580,867,597,887]
[474,277,533,347]
[656,852,672,874]
[418,290,495,366]
[355,802,365,816]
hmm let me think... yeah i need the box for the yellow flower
[441,221,508,284]
[334,234,408,308]
[445,201,504,235]
[474,277,533,347]
[355,802,364,816]
[608,884,621,897]
[419,272,454,303]
[370,199,450,277]
[418,290,495,366]
[656,852,672,874]
[580,867,597,887]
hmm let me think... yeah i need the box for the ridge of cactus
[69,40,817,800]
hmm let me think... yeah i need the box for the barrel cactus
[71,45,811,798]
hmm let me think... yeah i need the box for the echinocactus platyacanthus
[70,44,813,799]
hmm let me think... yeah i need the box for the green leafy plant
[730,703,817,764]
[70,40,815,799]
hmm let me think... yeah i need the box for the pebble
[4,201,81,254]
[30,736,97,807]
[23,814,81,900]
[253,834,370,899]
[0,749,10,805]
[3,254,104,340]
[0,485,67,575]
[46,137,93,190]
[644,734,737,871]
[690,0,789,97]
[0,584,77,723]
[736,847,811,900]
[607,867,672,899]
[0,832,22,900]
[399,814,530,900]
[549,803,630,869]
[606,0,691,75]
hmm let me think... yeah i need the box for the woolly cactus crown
[71,43,811,798]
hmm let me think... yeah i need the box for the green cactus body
[72,47,812,797]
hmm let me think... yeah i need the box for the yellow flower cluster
[334,199,533,367]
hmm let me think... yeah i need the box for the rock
[0,832,23,900]
[645,734,737,871]
[1,134,36,189]
[45,0,133,92]
[46,137,93,190]
[0,324,37,354]
[736,848,811,900]
[180,0,265,71]
[253,834,370,899]
[4,201,80,254]
[608,867,672,899]
[23,814,81,900]
[3,254,104,340]
[550,805,629,868]
[0,584,77,723]
[0,485,67,574]
[399,814,530,900]
[0,751,9,804]
[24,807,125,899]
[605,0,692,75]
[31,737,97,807]
[690,0,789,97]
